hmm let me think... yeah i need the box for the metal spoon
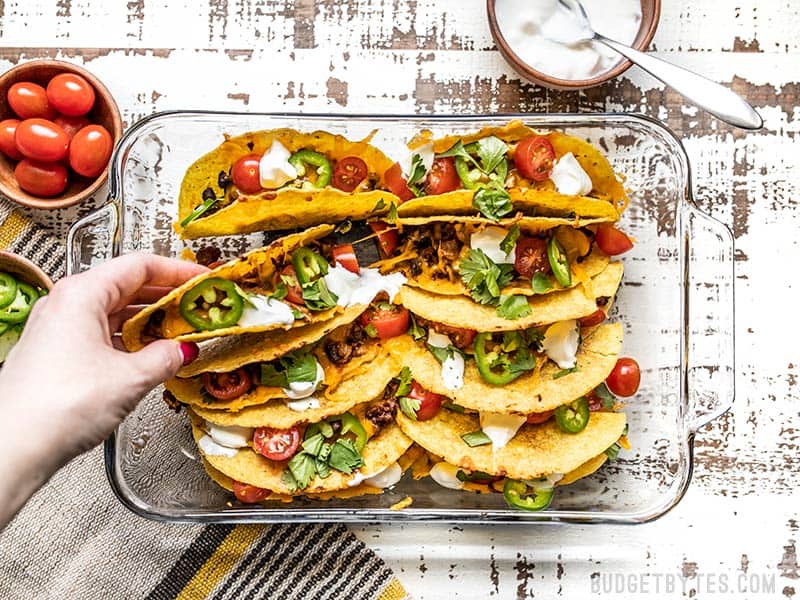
[554,0,763,130]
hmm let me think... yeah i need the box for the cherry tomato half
[606,357,641,397]
[514,236,551,279]
[280,265,305,304]
[231,154,262,194]
[201,368,253,400]
[369,221,399,257]
[359,304,409,340]
[430,323,476,350]
[232,481,271,503]
[69,124,113,178]
[332,243,360,274]
[383,162,414,202]
[514,135,556,182]
[46,73,95,117]
[595,225,634,256]
[253,426,301,461]
[14,118,69,162]
[54,114,91,141]
[14,159,68,197]
[332,156,368,192]
[578,308,606,328]
[426,157,460,195]
[526,410,554,425]
[7,82,55,120]
[0,119,23,160]
[408,381,444,421]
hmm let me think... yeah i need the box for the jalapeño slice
[554,397,590,434]
[473,331,535,386]
[179,277,244,331]
[288,150,332,188]
[502,479,554,511]
[0,282,38,324]
[547,237,572,287]
[291,248,329,286]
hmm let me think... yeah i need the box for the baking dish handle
[66,200,120,276]
[683,204,735,433]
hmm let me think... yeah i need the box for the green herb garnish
[461,430,493,447]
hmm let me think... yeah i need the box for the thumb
[124,340,190,394]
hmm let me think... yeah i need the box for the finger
[123,339,187,393]
[111,335,127,351]
[130,285,175,305]
[108,305,147,333]
[76,254,209,314]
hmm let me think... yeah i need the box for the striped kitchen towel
[0,200,408,600]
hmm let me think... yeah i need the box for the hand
[0,254,207,529]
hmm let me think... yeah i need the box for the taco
[385,121,627,222]
[122,225,407,350]
[177,128,401,239]
[188,399,413,496]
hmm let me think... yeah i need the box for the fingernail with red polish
[180,342,199,365]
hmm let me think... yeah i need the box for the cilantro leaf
[532,273,554,294]
[269,281,288,301]
[496,294,532,320]
[436,140,477,167]
[315,442,333,478]
[302,432,325,457]
[281,351,318,384]
[281,469,299,492]
[371,198,387,213]
[388,201,399,224]
[427,343,459,364]
[301,278,339,311]
[500,224,520,255]
[287,453,316,490]
[408,314,426,340]
[260,363,288,388]
[399,395,421,420]
[459,249,514,305]
[594,383,617,409]
[552,366,580,380]
[524,328,544,350]
[406,154,427,189]
[508,346,537,375]
[473,187,512,221]
[605,441,622,461]
[395,366,412,398]
[328,438,364,474]
[476,136,509,174]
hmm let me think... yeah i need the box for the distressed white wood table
[2,1,798,597]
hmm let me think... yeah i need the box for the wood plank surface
[1,1,799,597]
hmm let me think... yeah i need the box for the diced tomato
[369,221,399,257]
[253,426,301,461]
[359,304,409,340]
[232,481,271,503]
[578,308,606,328]
[430,323,476,350]
[201,368,253,401]
[514,236,551,279]
[332,243,360,274]
[408,381,444,421]
[526,410,554,424]
[383,162,414,202]
[280,265,305,305]
[514,135,556,182]
[595,225,634,256]
[606,358,641,397]
[426,157,460,195]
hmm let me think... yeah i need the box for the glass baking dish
[66,112,734,524]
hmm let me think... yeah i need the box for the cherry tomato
[46,73,95,117]
[595,225,633,256]
[14,118,69,162]
[430,323,476,350]
[408,381,444,421]
[0,119,23,160]
[54,114,91,141]
[369,221,399,256]
[280,265,304,305]
[359,304,409,340]
[7,82,55,120]
[332,156,368,192]
[253,426,301,461]
[231,154,262,194]
[69,124,113,178]
[526,410,554,425]
[383,162,414,202]
[232,481,271,503]
[514,236,551,279]
[332,243,360,274]
[14,159,68,197]
[606,357,641,397]
[514,135,556,182]
[201,367,253,400]
[426,157,460,195]
[578,308,606,328]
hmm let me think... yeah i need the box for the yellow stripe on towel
[176,525,262,600]
[0,211,28,249]
[377,578,408,600]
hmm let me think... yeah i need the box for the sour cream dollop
[541,319,580,369]
[238,294,295,328]
[470,226,515,264]
[198,435,239,457]
[284,397,322,412]
[427,330,464,391]
[550,153,593,196]
[259,140,297,189]
[206,422,253,449]
[429,462,465,490]
[282,361,324,400]
[479,412,527,450]
[323,264,407,307]
[348,462,404,489]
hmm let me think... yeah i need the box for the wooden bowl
[0,60,122,210]
[0,250,54,292]
[487,0,661,90]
